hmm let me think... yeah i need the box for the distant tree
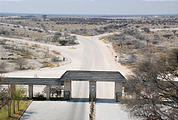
[172,30,176,36]
[163,34,172,39]
[16,58,27,70]
[59,40,68,46]
[42,15,47,21]
[143,27,150,33]
[123,56,178,120]
[0,61,8,73]
[53,32,62,41]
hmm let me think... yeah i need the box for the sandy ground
[1,34,133,120]
[150,28,178,31]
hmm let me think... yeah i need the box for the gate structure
[1,70,126,102]
[60,70,126,101]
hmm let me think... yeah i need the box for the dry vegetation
[122,49,178,120]
[0,39,64,72]
[100,26,178,69]
[0,15,178,72]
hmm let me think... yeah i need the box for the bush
[34,93,45,100]
[59,40,68,46]
[51,57,60,62]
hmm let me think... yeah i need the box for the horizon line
[0,12,178,17]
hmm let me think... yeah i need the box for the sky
[0,0,178,15]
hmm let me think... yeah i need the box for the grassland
[0,100,31,120]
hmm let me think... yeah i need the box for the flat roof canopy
[2,78,60,85]
[60,70,126,82]
[2,70,126,85]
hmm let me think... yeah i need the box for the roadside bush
[34,92,45,100]
[59,40,68,46]
[51,57,60,62]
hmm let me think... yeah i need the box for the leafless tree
[0,61,7,74]
[123,54,178,120]
[16,58,28,70]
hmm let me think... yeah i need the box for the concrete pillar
[115,82,122,102]
[29,85,33,99]
[89,81,96,101]
[46,85,51,100]
[64,80,71,100]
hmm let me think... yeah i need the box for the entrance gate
[2,70,126,102]
[61,70,126,102]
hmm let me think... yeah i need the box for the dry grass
[33,44,41,48]
[99,36,108,40]
[24,42,30,46]
[42,54,52,59]
[52,50,61,55]
[81,34,92,36]
[41,62,55,68]
[0,100,31,120]
[21,51,33,59]
[56,64,60,67]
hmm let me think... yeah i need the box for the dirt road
[1,35,132,120]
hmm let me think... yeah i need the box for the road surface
[1,35,133,120]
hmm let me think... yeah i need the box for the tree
[16,58,27,70]
[172,30,176,36]
[53,32,62,41]
[59,40,68,46]
[0,75,11,117]
[123,56,178,120]
[13,88,25,111]
[11,85,16,114]
[42,15,47,21]
[143,27,150,33]
[0,61,8,74]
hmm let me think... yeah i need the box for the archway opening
[96,82,115,102]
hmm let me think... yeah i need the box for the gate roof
[60,70,126,82]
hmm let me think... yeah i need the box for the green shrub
[59,40,68,46]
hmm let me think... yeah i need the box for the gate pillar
[64,80,71,100]
[89,81,96,101]
[29,85,33,99]
[115,82,123,102]
[46,85,51,100]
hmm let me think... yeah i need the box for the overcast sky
[0,0,178,15]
